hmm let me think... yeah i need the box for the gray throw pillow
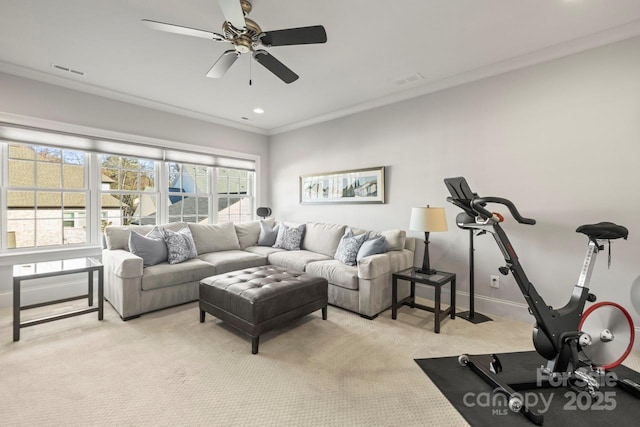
[334,230,368,266]
[356,235,388,262]
[163,228,197,264]
[258,221,279,246]
[273,223,305,250]
[128,227,168,267]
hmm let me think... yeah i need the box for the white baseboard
[414,286,531,322]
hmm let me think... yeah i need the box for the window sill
[0,245,103,267]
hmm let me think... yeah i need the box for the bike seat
[576,222,628,240]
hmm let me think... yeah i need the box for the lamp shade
[409,207,448,232]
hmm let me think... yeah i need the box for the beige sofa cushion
[306,260,358,290]
[188,222,241,254]
[235,219,275,250]
[105,225,153,250]
[244,246,285,257]
[268,250,331,272]
[357,249,413,280]
[141,258,217,291]
[301,222,346,257]
[104,222,187,251]
[373,229,407,251]
[198,250,267,274]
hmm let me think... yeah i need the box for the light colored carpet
[1,299,638,427]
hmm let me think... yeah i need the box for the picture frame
[300,166,385,204]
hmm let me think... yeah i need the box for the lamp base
[415,268,437,276]
[457,311,493,324]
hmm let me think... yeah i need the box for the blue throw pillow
[258,221,279,246]
[129,227,168,267]
[334,230,368,266]
[356,235,388,262]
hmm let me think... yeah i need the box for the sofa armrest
[357,249,413,280]
[103,249,143,279]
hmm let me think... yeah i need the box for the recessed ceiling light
[253,107,264,114]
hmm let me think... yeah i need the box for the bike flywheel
[579,301,635,370]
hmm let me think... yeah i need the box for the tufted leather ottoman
[199,265,328,354]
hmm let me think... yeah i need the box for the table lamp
[409,206,448,275]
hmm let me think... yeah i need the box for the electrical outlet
[490,275,500,289]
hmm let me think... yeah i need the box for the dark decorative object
[256,207,272,218]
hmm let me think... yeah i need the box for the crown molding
[269,19,640,135]
[2,18,640,137]
[0,61,269,136]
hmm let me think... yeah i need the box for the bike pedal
[490,354,503,374]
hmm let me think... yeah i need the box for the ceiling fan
[142,0,327,84]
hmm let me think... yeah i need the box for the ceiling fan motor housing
[223,18,262,53]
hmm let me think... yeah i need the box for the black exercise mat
[415,351,640,426]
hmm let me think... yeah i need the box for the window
[100,155,157,226]
[217,168,254,223]
[6,143,88,249]
[1,124,257,252]
[167,162,210,224]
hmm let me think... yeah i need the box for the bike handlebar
[472,197,536,225]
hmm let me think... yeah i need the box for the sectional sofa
[102,219,415,320]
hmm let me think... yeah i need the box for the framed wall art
[300,166,385,204]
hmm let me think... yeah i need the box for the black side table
[392,268,456,333]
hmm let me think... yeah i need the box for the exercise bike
[444,177,638,425]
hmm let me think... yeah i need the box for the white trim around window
[0,113,262,261]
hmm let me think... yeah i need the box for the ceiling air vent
[52,63,85,76]
[393,72,424,86]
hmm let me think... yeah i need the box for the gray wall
[0,72,270,307]
[270,36,640,328]
[0,72,270,197]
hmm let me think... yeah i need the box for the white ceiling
[1,0,640,135]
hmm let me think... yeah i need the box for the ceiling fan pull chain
[249,55,252,86]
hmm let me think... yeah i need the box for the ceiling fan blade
[218,0,246,29]
[142,19,225,41]
[206,50,240,78]
[253,50,299,84]
[261,25,327,47]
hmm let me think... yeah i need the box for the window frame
[99,154,160,227]
[216,168,255,224]
[1,137,258,254]
[4,143,90,250]
[165,162,213,225]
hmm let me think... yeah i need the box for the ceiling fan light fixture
[234,36,252,53]
[253,107,264,114]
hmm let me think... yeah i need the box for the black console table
[13,257,103,341]
[392,268,456,333]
